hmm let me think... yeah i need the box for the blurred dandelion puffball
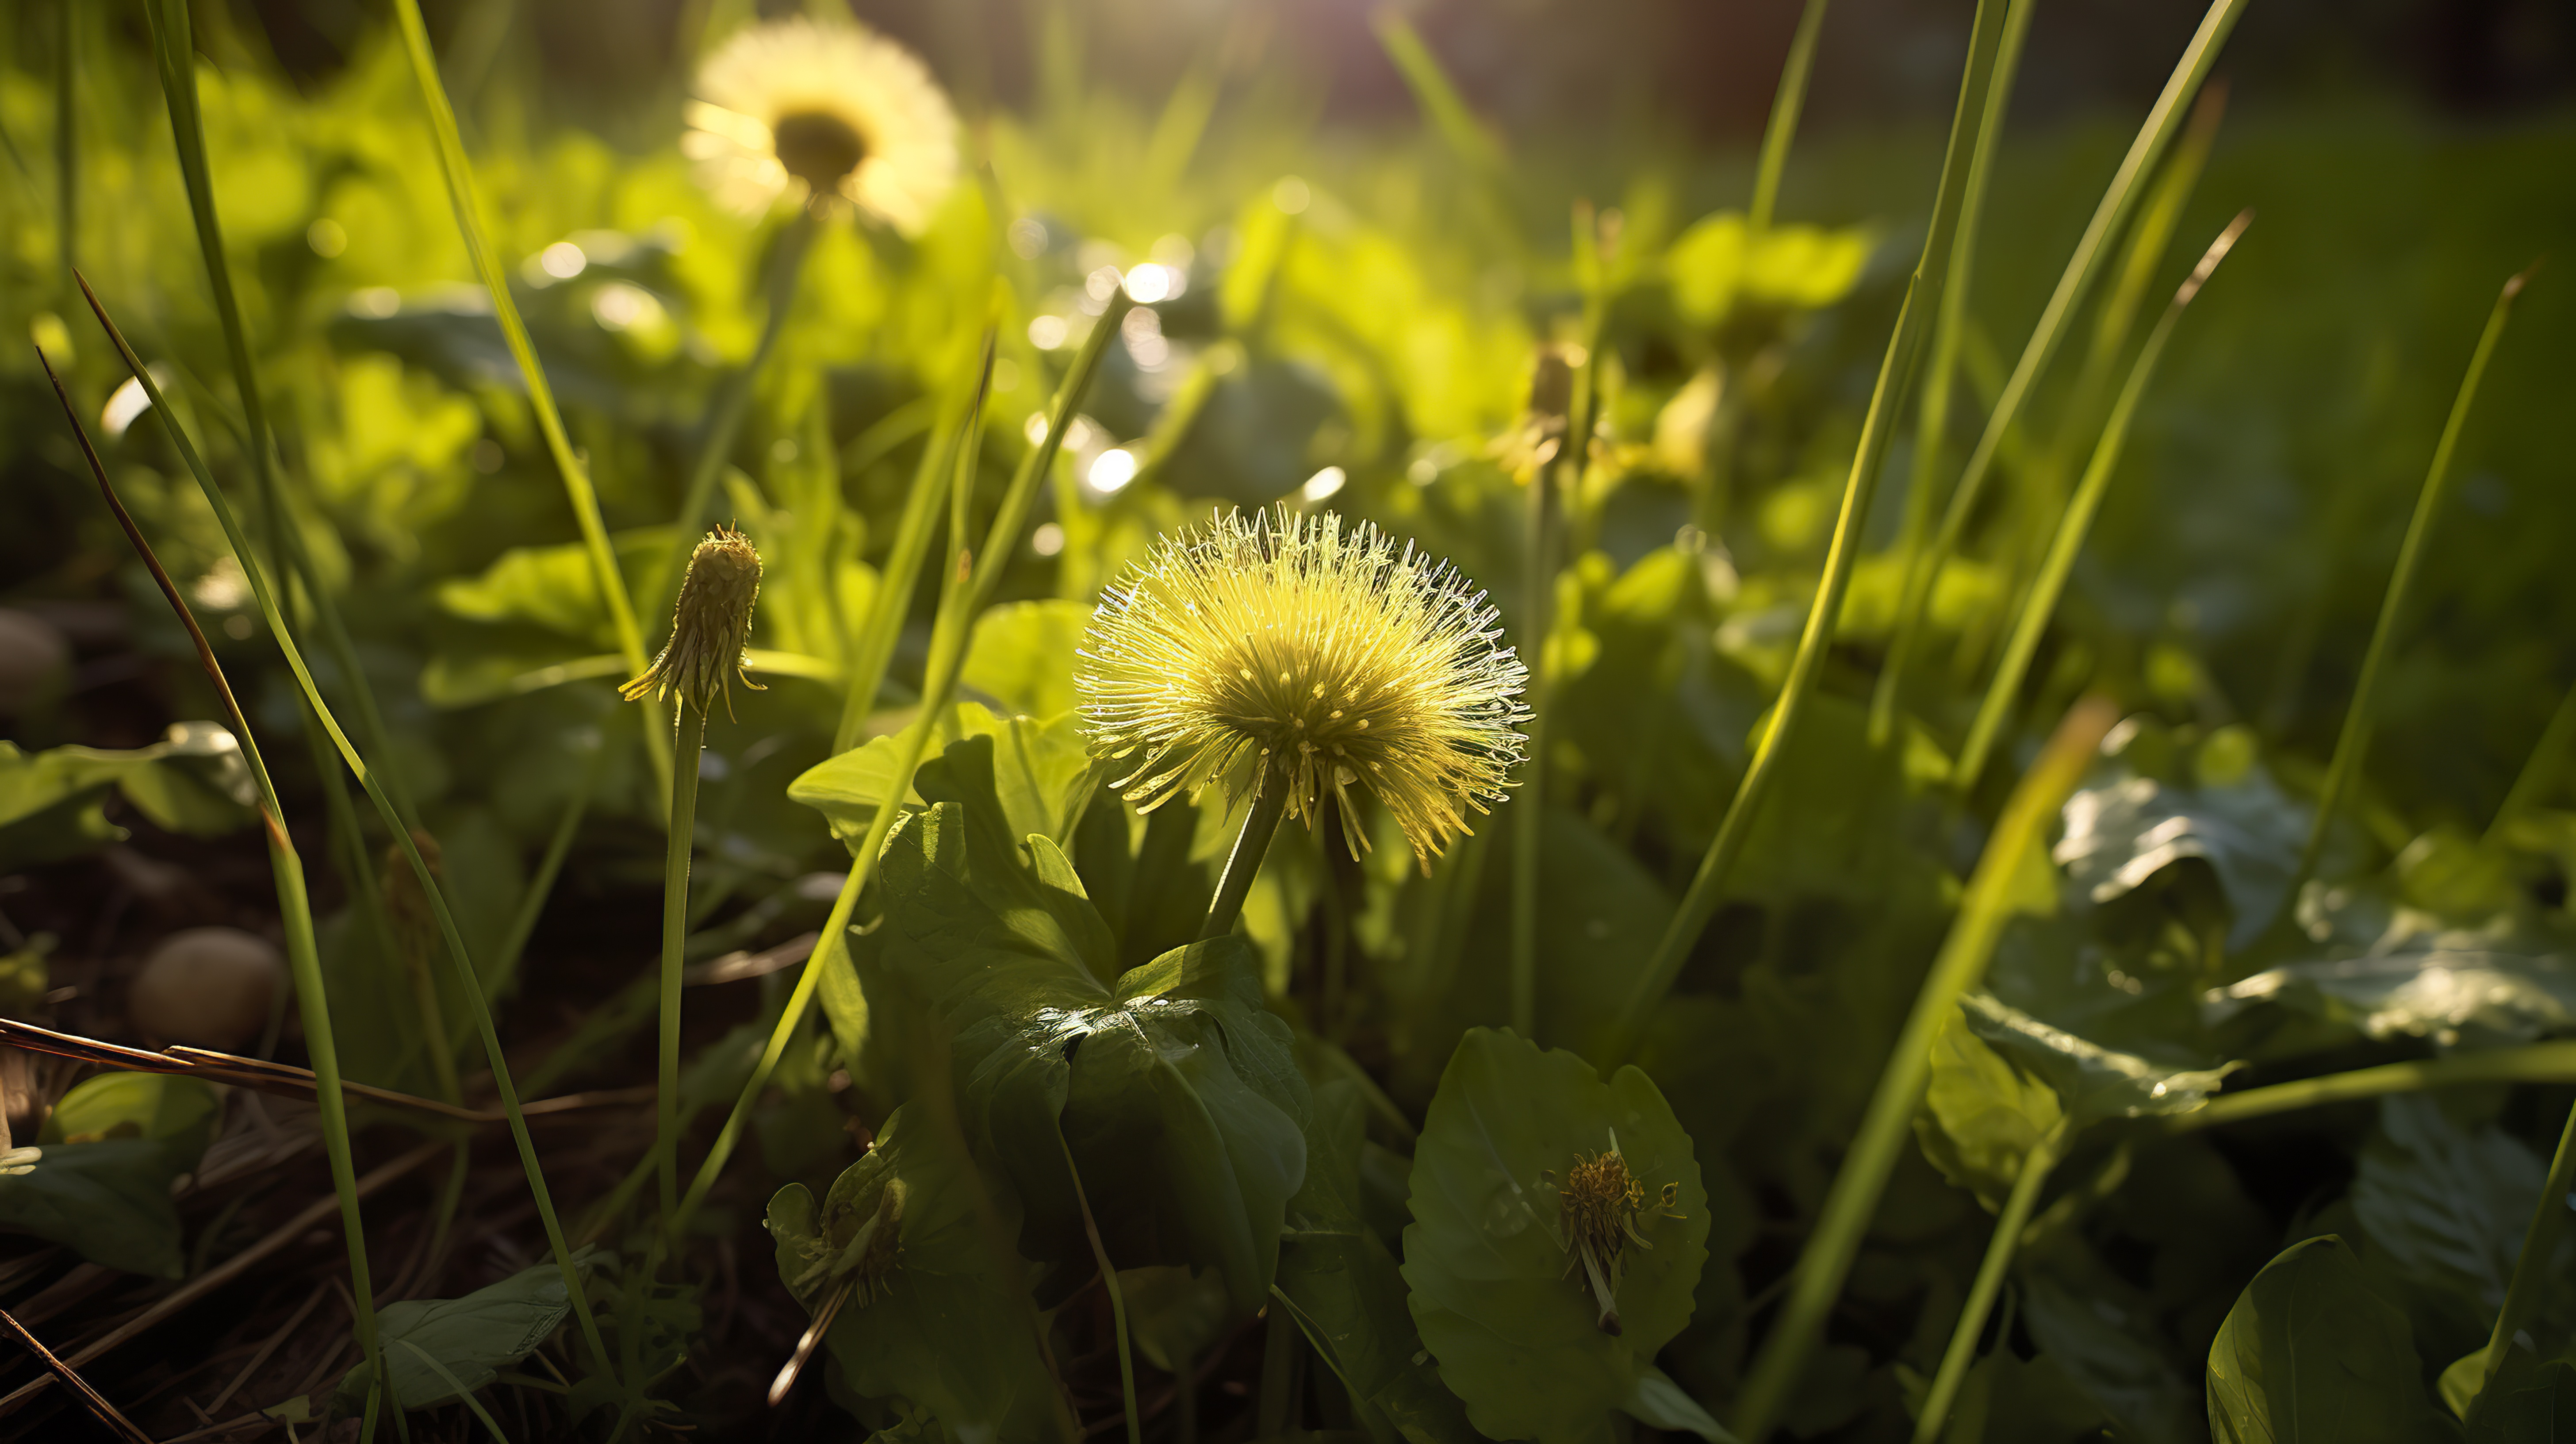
[682,17,958,234]
[1076,509,1531,862]
[624,526,765,717]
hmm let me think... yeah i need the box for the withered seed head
[623,525,765,717]
[1549,1136,1683,1336]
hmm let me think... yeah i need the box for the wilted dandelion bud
[1548,1136,1683,1336]
[682,16,959,234]
[623,526,764,717]
[1076,508,1530,862]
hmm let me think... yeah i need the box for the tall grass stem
[1748,0,1831,231]
[1909,1122,2067,1444]
[1952,213,2247,793]
[36,344,385,1400]
[79,280,614,1377]
[1605,0,2016,1068]
[2293,268,2532,891]
[1868,0,2252,744]
[1730,694,2116,1441]
[388,0,672,810]
[2468,1098,2576,1414]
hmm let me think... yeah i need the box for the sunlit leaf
[2205,1236,2431,1443]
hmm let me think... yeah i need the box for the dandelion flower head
[682,17,958,234]
[1076,508,1530,861]
[623,525,764,717]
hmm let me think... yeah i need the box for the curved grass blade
[35,342,384,1394]
[1605,0,2018,1069]
[1887,0,2037,653]
[1748,0,1831,232]
[1909,1121,2068,1444]
[385,0,671,806]
[76,278,614,1380]
[1869,0,2254,744]
[1729,694,2117,1440]
[2293,266,2536,891]
[675,292,1138,1236]
[1952,212,2251,793]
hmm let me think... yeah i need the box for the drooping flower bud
[623,525,765,717]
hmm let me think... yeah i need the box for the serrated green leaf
[334,1248,604,1413]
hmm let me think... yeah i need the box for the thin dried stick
[0,1306,153,1443]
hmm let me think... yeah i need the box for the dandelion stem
[2293,268,2532,895]
[1911,1122,2067,1444]
[1868,0,2251,746]
[1731,694,2114,1442]
[1203,768,1290,942]
[657,705,711,1225]
[1606,0,2016,1071]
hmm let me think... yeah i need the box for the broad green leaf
[1664,213,1874,325]
[1914,1005,2063,1211]
[2205,1235,2430,1444]
[433,526,670,649]
[2055,724,2308,949]
[0,1073,222,1276]
[44,1072,219,1149]
[0,1140,196,1278]
[788,703,1093,863]
[1622,1364,1738,1442]
[2210,918,2576,1049]
[1274,1079,1478,1444]
[1401,1028,1710,1444]
[767,1103,1070,1442]
[2020,1252,2201,1444]
[2351,1096,2557,1359]
[333,1249,602,1413]
[1959,992,2236,1124]
[848,799,1307,1313]
[0,725,255,868]
[2461,1348,2576,1438]
[962,599,1091,721]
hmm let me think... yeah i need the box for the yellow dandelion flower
[1076,507,1531,862]
[682,17,959,234]
[623,526,765,717]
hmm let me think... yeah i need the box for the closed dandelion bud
[1076,507,1531,863]
[1492,343,1579,483]
[624,525,765,717]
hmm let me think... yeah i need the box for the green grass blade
[1910,1121,2067,1444]
[1868,0,2253,743]
[1748,0,1831,231]
[1605,0,2017,1070]
[1952,213,2250,793]
[36,345,383,1382]
[2293,267,2533,891]
[674,290,1136,1235]
[385,0,670,808]
[52,0,73,291]
[1881,0,2037,745]
[1730,695,2117,1441]
[2488,675,2576,845]
[78,280,615,1380]
[2468,1099,2576,1415]
[832,329,993,753]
